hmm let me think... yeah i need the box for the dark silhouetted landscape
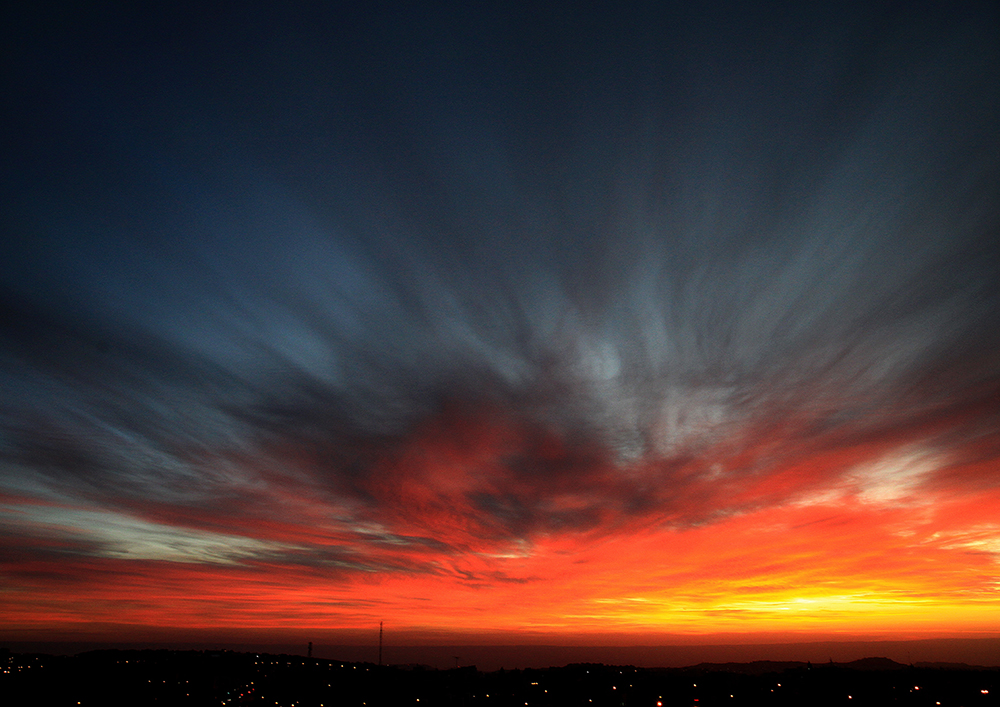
[3,646,998,706]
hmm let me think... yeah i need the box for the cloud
[0,502,299,565]
[1,0,998,636]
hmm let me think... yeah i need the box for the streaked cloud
[1,1,998,640]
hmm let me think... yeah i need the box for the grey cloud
[0,1,998,568]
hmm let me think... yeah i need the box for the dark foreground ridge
[2,647,996,706]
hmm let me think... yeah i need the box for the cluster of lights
[5,652,998,706]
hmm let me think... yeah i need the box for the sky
[2,1,999,657]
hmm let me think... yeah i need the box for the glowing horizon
[4,401,999,641]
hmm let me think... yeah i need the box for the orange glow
[2,403,999,651]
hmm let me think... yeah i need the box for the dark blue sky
[2,1,999,641]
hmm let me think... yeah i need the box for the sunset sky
[2,1,999,656]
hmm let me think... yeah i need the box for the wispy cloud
[1,1,998,638]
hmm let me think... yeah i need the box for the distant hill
[914,661,994,670]
[685,660,808,675]
[685,657,914,675]
[838,657,908,671]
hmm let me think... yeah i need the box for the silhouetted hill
[915,661,995,670]
[839,657,908,671]
[684,657,912,675]
[687,660,808,675]
[3,648,997,705]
